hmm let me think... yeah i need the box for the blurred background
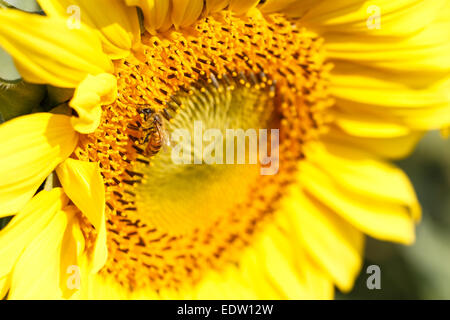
[338,131,450,300]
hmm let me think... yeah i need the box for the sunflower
[0,0,449,299]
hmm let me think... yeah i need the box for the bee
[137,107,171,157]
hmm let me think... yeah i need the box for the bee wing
[161,127,171,149]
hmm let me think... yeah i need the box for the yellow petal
[0,9,112,88]
[324,18,450,74]
[56,159,107,273]
[237,246,289,299]
[8,207,72,299]
[285,187,364,292]
[0,276,10,299]
[0,188,68,295]
[38,0,141,59]
[331,62,450,107]
[258,224,334,299]
[310,142,421,220]
[64,207,86,262]
[228,0,259,15]
[195,215,334,299]
[0,113,78,216]
[69,73,117,134]
[265,0,323,17]
[126,0,172,34]
[259,0,299,13]
[299,144,418,244]
[326,125,423,159]
[84,271,129,299]
[205,0,229,14]
[59,205,86,299]
[171,0,203,29]
[330,62,450,131]
[299,0,446,37]
[193,265,257,299]
[332,107,411,138]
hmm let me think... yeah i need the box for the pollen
[73,12,332,292]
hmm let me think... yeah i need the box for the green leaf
[0,0,41,12]
[0,81,46,121]
[42,85,74,112]
[0,47,21,83]
[37,85,75,116]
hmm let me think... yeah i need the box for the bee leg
[127,124,140,131]
[144,132,152,143]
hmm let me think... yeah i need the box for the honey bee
[138,107,170,157]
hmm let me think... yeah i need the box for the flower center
[134,74,280,235]
[74,12,331,292]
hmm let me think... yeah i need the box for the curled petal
[56,159,107,273]
[69,73,117,134]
